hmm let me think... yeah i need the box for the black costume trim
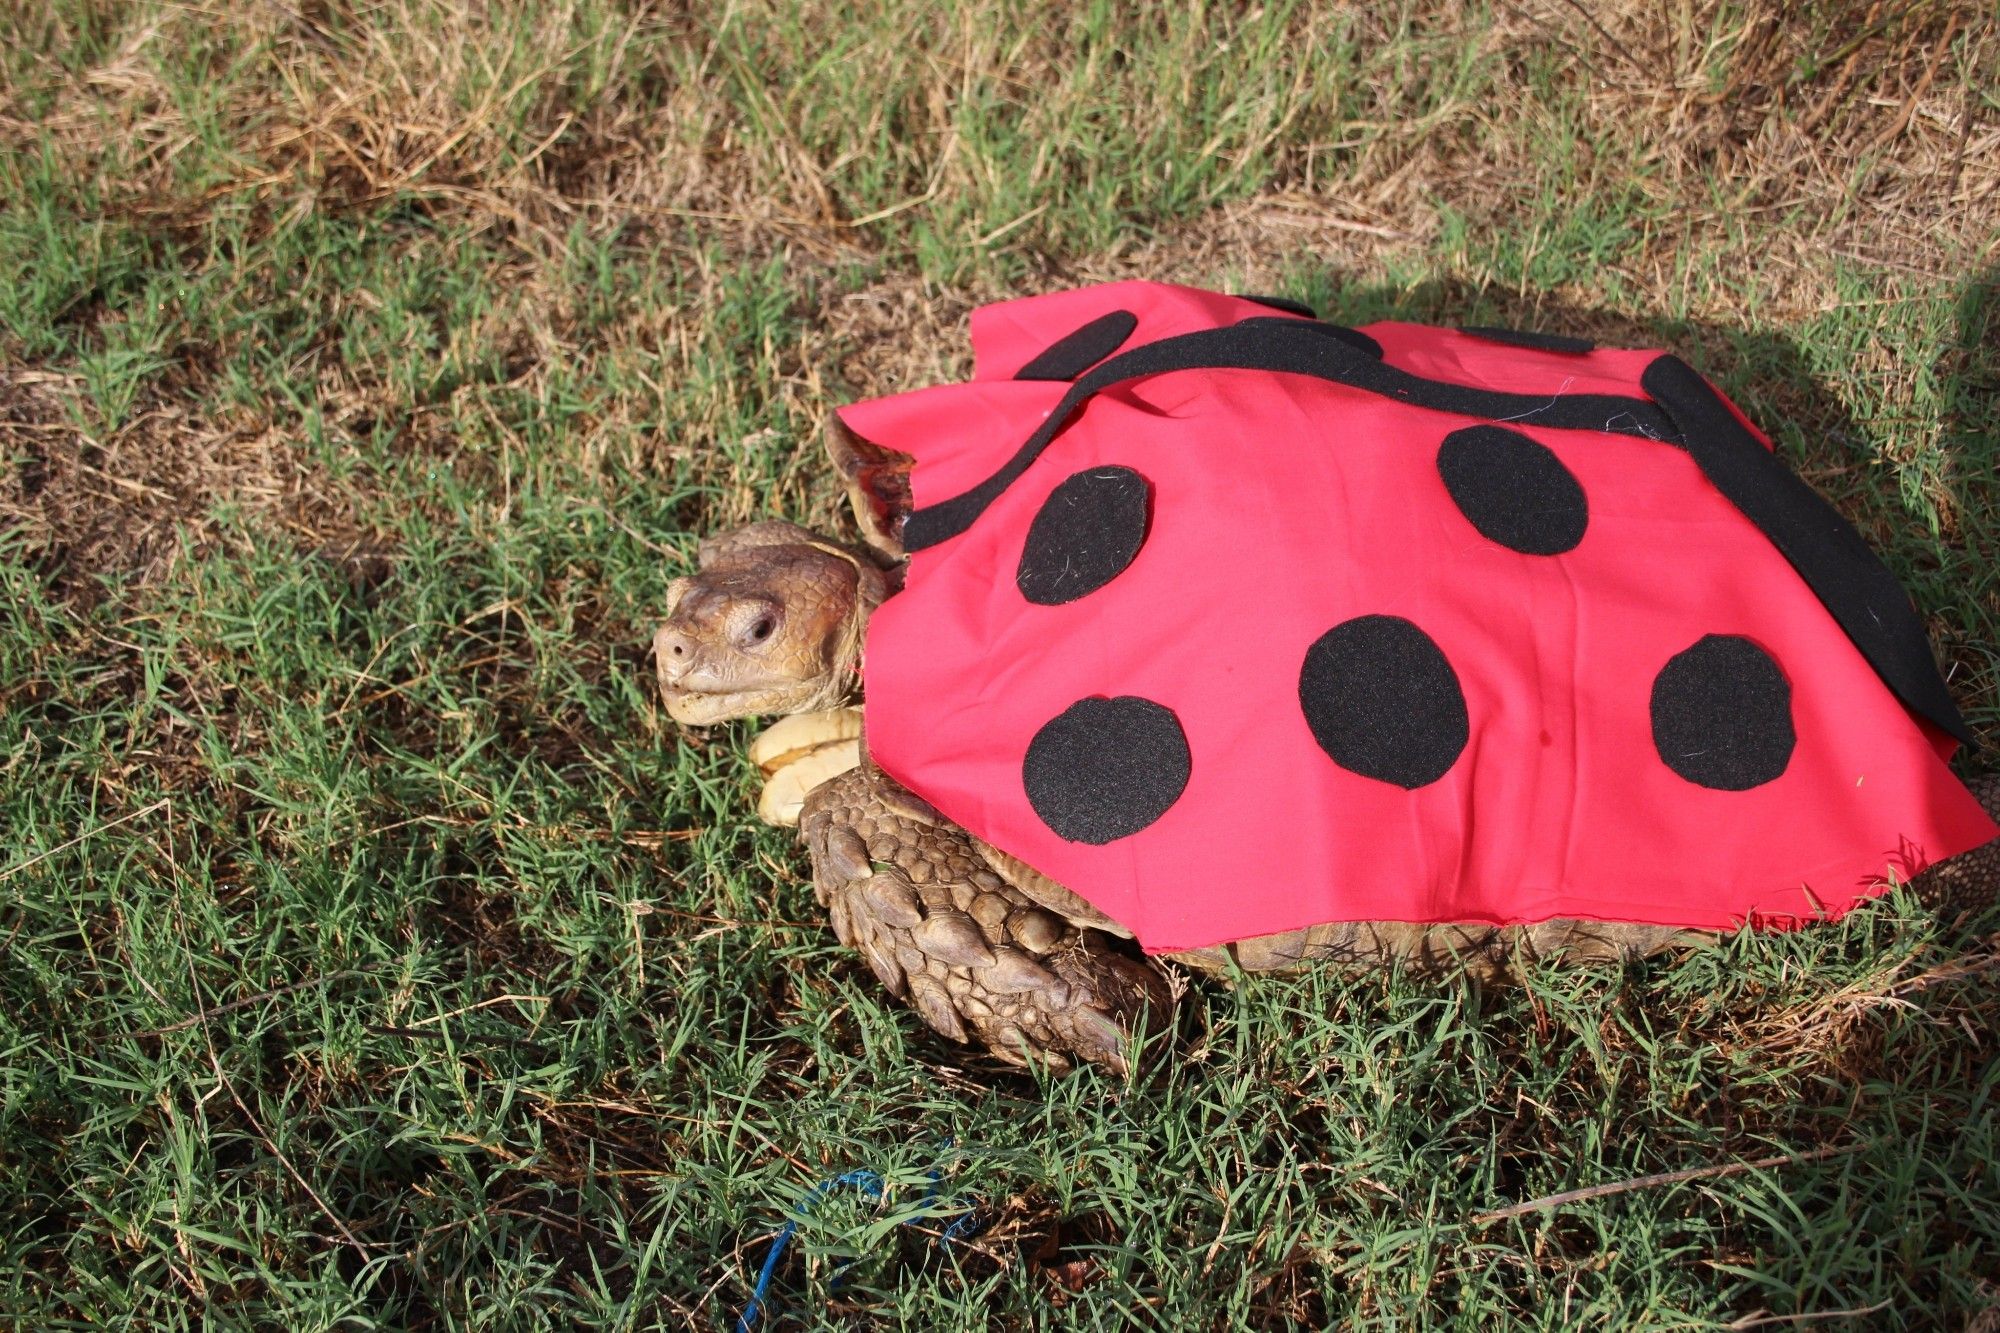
[1460,326,1595,355]
[1235,293,1318,319]
[1639,356,1971,744]
[1235,316,1385,360]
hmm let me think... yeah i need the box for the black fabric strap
[902,318,1680,551]
[1234,315,1386,360]
[1640,356,1971,744]
[1235,293,1319,319]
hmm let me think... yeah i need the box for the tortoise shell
[837,282,1996,953]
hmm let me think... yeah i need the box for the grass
[2,0,1998,1326]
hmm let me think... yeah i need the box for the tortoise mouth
[653,616,859,725]
[660,678,835,726]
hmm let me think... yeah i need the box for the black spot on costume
[1650,635,1796,790]
[1299,615,1470,790]
[1016,466,1152,606]
[1024,696,1192,844]
[1015,310,1140,382]
[1436,425,1589,556]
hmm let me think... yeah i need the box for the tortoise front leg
[798,766,1174,1073]
[747,707,865,826]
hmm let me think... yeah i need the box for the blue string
[735,1159,984,1331]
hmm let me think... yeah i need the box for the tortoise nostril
[653,626,695,675]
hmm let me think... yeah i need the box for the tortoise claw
[800,765,1174,1073]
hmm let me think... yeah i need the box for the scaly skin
[1908,775,2000,922]
[797,762,1174,1074]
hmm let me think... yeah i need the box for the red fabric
[841,281,1997,953]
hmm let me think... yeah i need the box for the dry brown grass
[8,3,1993,265]
[0,368,359,593]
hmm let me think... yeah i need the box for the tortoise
[653,281,2000,1073]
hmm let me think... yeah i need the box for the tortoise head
[653,520,889,725]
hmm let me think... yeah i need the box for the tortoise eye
[732,600,782,651]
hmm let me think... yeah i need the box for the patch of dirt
[0,370,365,597]
[813,279,980,406]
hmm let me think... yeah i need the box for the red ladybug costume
[838,282,1996,953]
